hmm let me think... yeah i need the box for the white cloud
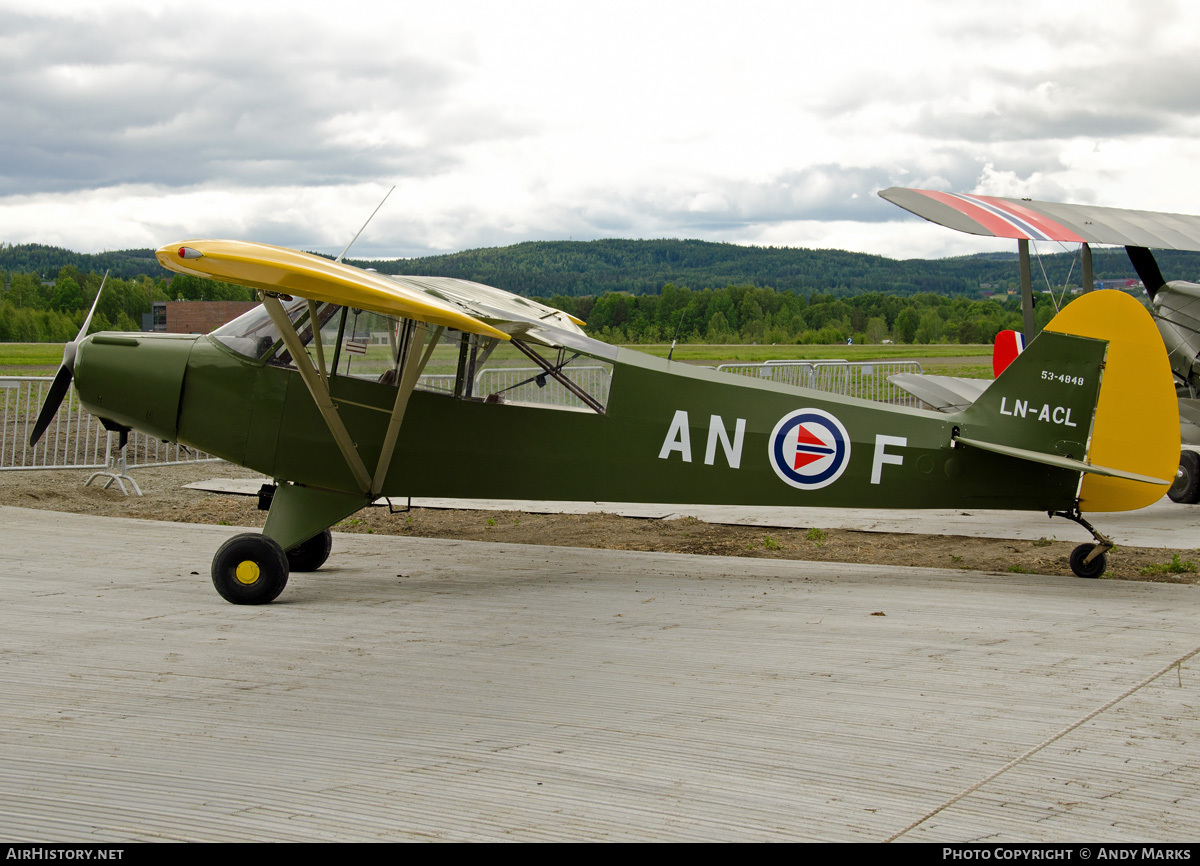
[1,0,1199,260]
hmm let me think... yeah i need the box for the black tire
[287,529,333,572]
[211,533,290,604]
[1168,451,1200,503]
[1069,544,1107,579]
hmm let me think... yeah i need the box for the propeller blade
[29,364,74,447]
[31,270,111,447]
[76,270,109,344]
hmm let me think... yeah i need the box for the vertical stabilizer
[1045,290,1177,511]
[955,291,1176,512]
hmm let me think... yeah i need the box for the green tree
[894,308,919,343]
[915,310,943,344]
[49,276,84,312]
[865,317,888,343]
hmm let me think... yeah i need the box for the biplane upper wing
[879,187,1200,250]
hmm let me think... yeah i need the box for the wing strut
[371,322,443,496]
[262,294,374,494]
[1018,239,1035,338]
[264,293,445,498]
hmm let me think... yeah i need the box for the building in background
[144,300,259,334]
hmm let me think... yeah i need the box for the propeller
[29,271,108,447]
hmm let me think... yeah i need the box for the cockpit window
[211,299,339,369]
[214,302,611,412]
[211,299,308,361]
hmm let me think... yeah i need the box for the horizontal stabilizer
[953,435,1171,486]
[888,373,988,412]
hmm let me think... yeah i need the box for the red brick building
[150,301,260,334]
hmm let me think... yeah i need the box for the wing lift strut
[259,293,443,551]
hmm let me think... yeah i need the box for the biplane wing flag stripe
[978,196,1088,243]
[884,188,1088,243]
[945,193,1054,240]
[906,190,1085,242]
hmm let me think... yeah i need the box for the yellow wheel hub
[235,560,261,585]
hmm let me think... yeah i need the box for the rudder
[1045,290,1177,512]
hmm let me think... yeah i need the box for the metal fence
[474,366,611,409]
[715,360,929,408]
[4,359,916,470]
[416,368,613,409]
[415,373,456,395]
[0,376,217,471]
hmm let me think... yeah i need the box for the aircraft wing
[156,240,512,340]
[377,274,614,358]
[879,187,1200,250]
[154,239,612,354]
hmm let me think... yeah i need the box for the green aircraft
[29,240,1178,603]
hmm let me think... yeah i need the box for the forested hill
[5,237,1200,298]
[356,239,1173,298]
[0,244,162,281]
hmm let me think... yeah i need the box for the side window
[456,335,611,413]
[329,310,458,391]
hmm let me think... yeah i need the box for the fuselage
[72,322,1081,513]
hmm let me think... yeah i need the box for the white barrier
[716,359,929,407]
[0,377,216,471]
[474,366,612,409]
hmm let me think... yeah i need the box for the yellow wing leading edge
[155,240,511,341]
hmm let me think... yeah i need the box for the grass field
[0,344,64,376]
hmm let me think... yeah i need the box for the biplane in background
[29,237,1177,603]
[880,187,1200,503]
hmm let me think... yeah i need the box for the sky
[2,0,1200,261]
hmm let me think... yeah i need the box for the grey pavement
[1,504,1198,842]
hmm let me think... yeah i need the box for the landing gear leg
[1051,507,1113,579]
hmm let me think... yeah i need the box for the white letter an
[704,415,746,468]
[658,410,692,462]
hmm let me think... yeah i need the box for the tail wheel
[212,533,290,604]
[286,529,333,572]
[1167,451,1200,504]
[1069,544,1107,579]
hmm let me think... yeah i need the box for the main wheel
[1069,543,1107,579]
[211,533,290,604]
[287,528,333,572]
[1168,451,1200,503]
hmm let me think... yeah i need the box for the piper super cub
[29,239,1178,603]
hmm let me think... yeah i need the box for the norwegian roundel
[768,408,852,490]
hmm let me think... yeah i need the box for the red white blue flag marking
[909,190,1085,243]
[769,408,851,490]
